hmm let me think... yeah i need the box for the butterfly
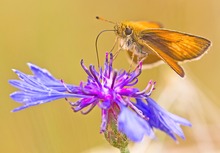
[96,16,211,77]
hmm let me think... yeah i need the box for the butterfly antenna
[96,16,116,24]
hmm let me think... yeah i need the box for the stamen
[111,71,117,89]
[80,59,93,78]
[135,80,156,96]
[61,79,72,93]
[105,52,109,63]
[126,98,147,119]
[89,65,102,87]
[109,52,113,66]
[126,78,138,86]
[81,101,98,115]
[134,61,143,71]
[79,82,90,95]
[116,95,128,106]
[66,98,80,106]
[146,81,156,96]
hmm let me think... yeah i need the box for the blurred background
[0,0,219,152]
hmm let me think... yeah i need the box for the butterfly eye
[125,27,132,35]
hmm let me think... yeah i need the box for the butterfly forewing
[139,29,211,61]
[138,39,185,77]
[133,21,163,29]
[137,29,211,77]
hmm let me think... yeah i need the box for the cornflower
[9,53,191,152]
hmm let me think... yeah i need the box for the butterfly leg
[135,47,148,64]
[109,37,119,53]
[127,51,135,73]
[113,48,122,60]
[112,37,125,60]
[128,44,148,72]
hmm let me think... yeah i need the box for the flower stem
[120,147,130,153]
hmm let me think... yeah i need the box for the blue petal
[118,105,154,142]
[10,91,75,112]
[28,63,76,92]
[136,98,191,141]
[9,63,91,112]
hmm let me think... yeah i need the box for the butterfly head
[114,22,134,38]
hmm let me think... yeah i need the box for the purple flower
[9,53,191,142]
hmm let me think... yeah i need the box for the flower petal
[28,63,76,92]
[136,98,191,141]
[118,105,154,142]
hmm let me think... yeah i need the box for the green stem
[120,147,130,153]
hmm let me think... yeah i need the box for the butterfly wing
[133,21,163,29]
[138,29,211,77]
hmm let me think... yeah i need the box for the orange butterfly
[96,17,211,77]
